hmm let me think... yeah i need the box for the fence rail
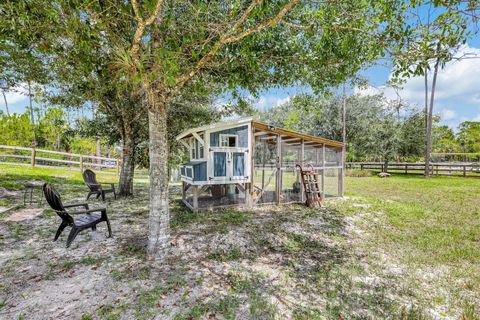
[0,145,121,175]
[346,162,480,177]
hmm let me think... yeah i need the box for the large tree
[87,0,404,257]
[3,0,405,257]
[390,1,479,177]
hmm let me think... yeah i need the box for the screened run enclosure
[176,117,344,212]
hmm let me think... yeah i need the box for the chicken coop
[176,117,344,211]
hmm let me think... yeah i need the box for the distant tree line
[0,106,114,156]
[257,93,480,164]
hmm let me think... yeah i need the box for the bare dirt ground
[0,182,472,320]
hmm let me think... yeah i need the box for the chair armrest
[64,203,89,210]
[72,207,106,215]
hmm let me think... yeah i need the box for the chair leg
[96,193,101,199]
[86,192,92,200]
[105,219,112,238]
[66,227,80,248]
[54,221,68,241]
[101,191,105,201]
[91,225,97,231]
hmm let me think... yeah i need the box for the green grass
[1,164,479,318]
[0,164,117,190]
[344,174,480,266]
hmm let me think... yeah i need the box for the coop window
[220,134,238,147]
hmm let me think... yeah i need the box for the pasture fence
[0,145,121,175]
[346,161,480,177]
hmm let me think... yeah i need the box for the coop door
[211,150,249,182]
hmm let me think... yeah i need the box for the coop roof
[176,117,343,148]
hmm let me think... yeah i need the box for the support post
[249,126,255,208]
[245,183,253,208]
[275,134,282,204]
[116,158,120,176]
[193,185,199,213]
[338,147,344,197]
[80,156,84,173]
[31,147,36,167]
[182,181,186,202]
[321,144,325,195]
[300,139,305,203]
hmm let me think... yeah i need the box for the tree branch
[130,0,164,66]
[173,0,300,95]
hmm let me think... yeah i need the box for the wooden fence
[0,145,121,175]
[346,162,480,177]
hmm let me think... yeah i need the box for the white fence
[0,145,121,175]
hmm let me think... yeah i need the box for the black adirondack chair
[83,169,116,201]
[43,183,112,248]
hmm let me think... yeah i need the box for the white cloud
[255,95,290,111]
[3,89,28,105]
[388,44,480,106]
[440,109,457,120]
[358,45,480,106]
[2,84,29,106]
[356,44,480,126]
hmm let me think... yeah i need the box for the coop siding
[209,125,248,147]
[193,162,207,181]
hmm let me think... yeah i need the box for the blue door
[233,153,244,176]
[213,152,227,177]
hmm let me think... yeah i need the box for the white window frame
[219,134,238,148]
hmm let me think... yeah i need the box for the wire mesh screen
[303,145,323,167]
[325,146,342,167]
[184,184,247,209]
[324,168,340,197]
[253,135,278,204]
[281,142,300,167]
[280,169,302,203]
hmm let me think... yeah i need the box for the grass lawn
[0,165,478,319]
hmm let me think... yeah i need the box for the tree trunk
[342,84,347,163]
[96,138,102,164]
[147,95,170,258]
[118,129,136,196]
[2,91,9,116]
[424,69,428,135]
[28,80,37,147]
[424,59,440,178]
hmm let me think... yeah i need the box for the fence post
[31,148,36,167]
[116,158,120,176]
[463,165,466,177]
[405,164,408,174]
[80,156,84,173]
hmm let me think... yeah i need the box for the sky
[251,39,480,130]
[2,13,480,130]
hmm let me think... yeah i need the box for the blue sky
[252,34,480,130]
[3,20,480,130]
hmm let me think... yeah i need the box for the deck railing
[0,145,121,175]
[346,161,480,177]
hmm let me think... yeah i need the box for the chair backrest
[83,169,100,191]
[42,183,73,224]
